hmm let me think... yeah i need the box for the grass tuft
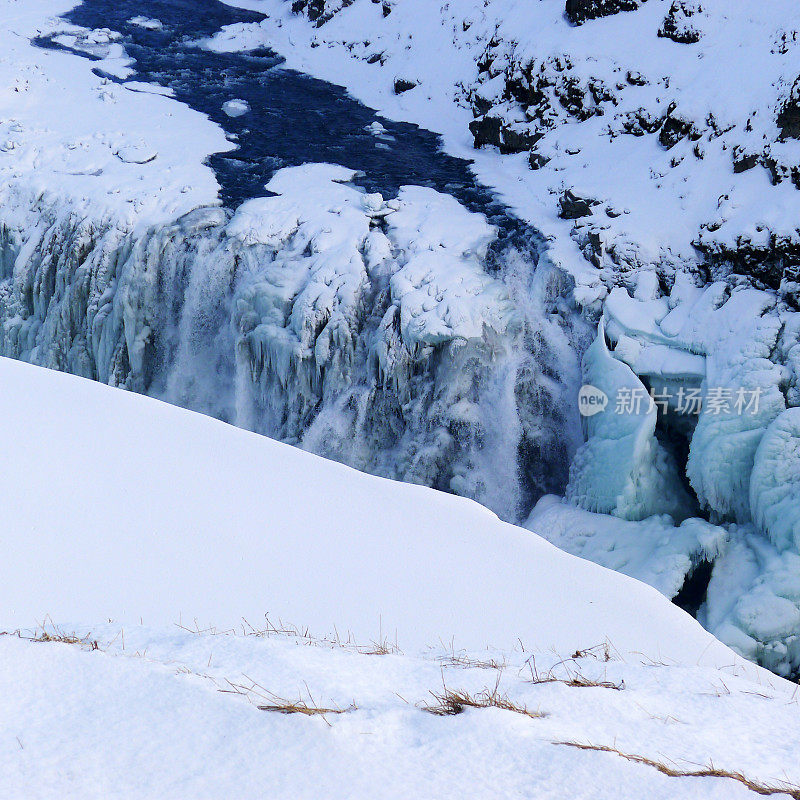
[422,677,547,720]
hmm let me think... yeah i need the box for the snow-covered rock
[528,495,727,600]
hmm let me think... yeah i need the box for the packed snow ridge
[3,0,800,677]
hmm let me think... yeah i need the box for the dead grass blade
[525,654,623,690]
[219,676,356,726]
[255,699,355,717]
[554,742,800,799]
[1,623,99,651]
[422,679,547,721]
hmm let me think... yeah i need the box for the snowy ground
[3,622,800,800]
[2,356,800,799]
[0,0,229,228]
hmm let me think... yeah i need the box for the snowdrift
[0,357,744,668]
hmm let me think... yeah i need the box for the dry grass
[1,623,99,651]
[422,676,547,720]
[437,652,507,671]
[219,675,356,725]
[554,742,800,799]
[176,615,401,656]
[255,699,356,717]
[525,654,624,691]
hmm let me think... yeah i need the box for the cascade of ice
[0,166,583,522]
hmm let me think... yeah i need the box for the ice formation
[534,275,800,676]
[0,164,581,521]
[750,408,800,552]
[565,318,692,520]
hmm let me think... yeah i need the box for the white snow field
[2,357,800,800]
[0,355,728,661]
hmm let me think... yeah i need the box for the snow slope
[2,623,799,800]
[0,356,736,666]
[3,357,800,800]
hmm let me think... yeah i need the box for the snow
[0,355,735,666]
[222,98,250,117]
[0,0,229,229]
[750,408,800,552]
[1,621,798,800]
[704,528,800,676]
[528,495,726,600]
[212,0,800,295]
[2,357,799,799]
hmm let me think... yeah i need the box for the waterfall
[0,165,583,521]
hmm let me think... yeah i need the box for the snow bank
[0,356,744,668]
[0,1,229,229]
[1,620,796,799]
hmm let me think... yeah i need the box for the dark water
[36,0,537,257]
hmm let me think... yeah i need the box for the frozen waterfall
[0,165,584,522]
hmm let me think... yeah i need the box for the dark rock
[529,151,550,170]
[778,78,800,140]
[469,116,542,154]
[565,0,646,25]
[469,116,503,149]
[291,0,354,25]
[471,95,493,116]
[658,1,703,44]
[621,108,663,136]
[291,0,325,22]
[559,189,601,220]
[501,127,542,153]
[732,147,760,174]
[626,71,648,86]
[694,231,800,297]
[393,78,418,94]
[659,110,698,149]
[556,76,595,120]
